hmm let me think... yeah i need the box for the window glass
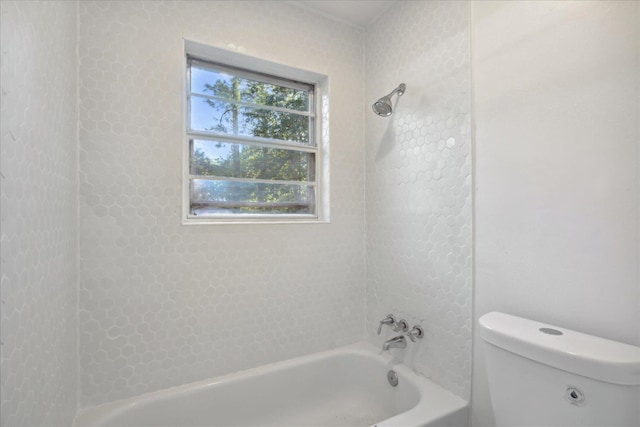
[189,97,310,144]
[190,180,315,215]
[190,66,309,112]
[190,139,315,182]
[185,57,319,221]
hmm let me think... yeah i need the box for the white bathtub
[74,343,468,427]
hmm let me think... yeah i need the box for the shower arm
[384,83,406,99]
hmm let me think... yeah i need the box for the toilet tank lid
[479,312,640,385]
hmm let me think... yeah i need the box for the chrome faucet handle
[393,319,409,333]
[377,314,396,335]
[406,325,424,342]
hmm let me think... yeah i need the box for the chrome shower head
[372,97,393,117]
[372,83,406,117]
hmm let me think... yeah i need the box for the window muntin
[186,57,318,220]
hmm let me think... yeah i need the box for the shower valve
[377,314,409,334]
[377,314,396,335]
[393,319,409,333]
[406,325,424,342]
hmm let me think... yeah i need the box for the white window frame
[182,40,329,225]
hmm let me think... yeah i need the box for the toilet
[479,312,640,426]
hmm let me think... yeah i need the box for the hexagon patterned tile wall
[78,1,366,406]
[365,1,472,399]
[0,1,79,425]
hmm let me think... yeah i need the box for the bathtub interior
[74,344,466,427]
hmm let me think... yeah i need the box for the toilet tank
[479,312,640,427]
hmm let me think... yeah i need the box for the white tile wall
[0,1,78,425]
[78,0,366,406]
[364,1,472,399]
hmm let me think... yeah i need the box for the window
[184,49,326,224]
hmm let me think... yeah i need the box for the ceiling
[288,1,395,28]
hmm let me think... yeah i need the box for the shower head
[372,83,406,117]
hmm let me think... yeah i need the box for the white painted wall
[365,1,473,399]
[471,1,640,425]
[0,1,79,425]
[78,0,366,406]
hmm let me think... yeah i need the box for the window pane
[190,96,310,144]
[190,179,315,215]
[190,66,309,112]
[191,139,315,182]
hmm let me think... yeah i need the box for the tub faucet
[382,335,407,351]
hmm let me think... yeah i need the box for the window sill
[181,217,330,226]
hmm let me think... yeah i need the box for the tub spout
[382,335,407,351]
